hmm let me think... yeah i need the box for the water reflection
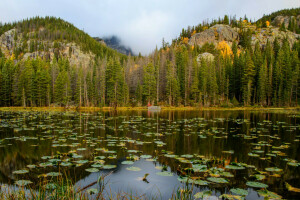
[0,110,299,199]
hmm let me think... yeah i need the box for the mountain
[0,16,125,68]
[94,36,134,56]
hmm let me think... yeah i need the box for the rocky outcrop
[273,15,300,28]
[251,27,299,48]
[273,16,291,28]
[189,24,239,47]
[197,52,215,63]
[0,29,94,68]
[189,23,299,50]
[0,29,16,56]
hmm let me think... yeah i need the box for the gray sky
[0,0,299,55]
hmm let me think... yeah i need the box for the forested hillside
[0,9,299,108]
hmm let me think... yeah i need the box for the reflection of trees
[0,110,299,197]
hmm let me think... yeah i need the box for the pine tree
[166,60,180,106]
[142,62,157,105]
[190,59,199,104]
[224,15,229,25]
[242,50,255,106]
[258,59,268,106]
[54,70,71,106]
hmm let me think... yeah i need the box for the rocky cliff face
[188,24,239,47]
[0,29,94,68]
[273,15,300,28]
[251,26,299,48]
[189,24,300,49]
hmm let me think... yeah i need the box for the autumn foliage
[217,41,233,57]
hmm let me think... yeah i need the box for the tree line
[0,16,299,108]
[0,37,299,108]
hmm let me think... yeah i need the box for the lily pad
[102,165,117,169]
[13,169,29,174]
[246,181,268,188]
[126,166,141,171]
[46,172,62,177]
[194,190,212,199]
[230,188,248,196]
[265,167,283,172]
[207,177,228,183]
[15,180,33,186]
[60,162,73,167]
[140,155,152,159]
[226,165,245,170]
[85,168,99,173]
[156,171,173,176]
[121,161,134,165]
[258,190,282,199]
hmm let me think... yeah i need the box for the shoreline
[0,106,299,112]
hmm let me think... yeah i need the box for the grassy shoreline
[0,106,299,112]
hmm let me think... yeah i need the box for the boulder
[197,52,215,63]
[273,16,290,28]
[189,24,239,47]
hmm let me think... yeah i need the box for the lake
[0,110,299,199]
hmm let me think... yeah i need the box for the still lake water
[0,110,299,199]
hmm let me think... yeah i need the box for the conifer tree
[242,50,255,105]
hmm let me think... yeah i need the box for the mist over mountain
[94,36,134,56]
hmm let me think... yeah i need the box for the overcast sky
[0,0,299,55]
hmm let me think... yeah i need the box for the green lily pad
[126,166,141,171]
[287,162,299,167]
[102,165,117,169]
[121,161,134,165]
[248,153,260,157]
[207,177,228,183]
[140,155,152,159]
[226,165,245,170]
[265,167,282,172]
[230,188,248,196]
[39,162,53,167]
[77,148,87,151]
[15,180,33,186]
[221,172,234,178]
[13,169,29,174]
[258,190,282,199]
[253,174,265,180]
[46,172,62,177]
[194,190,212,199]
[61,162,72,167]
[156,171,173,176]
[246,181,268,188]
[75,160,89,164]
[85,168,99,173]
[27,165,36,169]
[91,163,104,168]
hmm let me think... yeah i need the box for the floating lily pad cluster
[0,111,299,199]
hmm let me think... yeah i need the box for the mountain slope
[0,16,125,67]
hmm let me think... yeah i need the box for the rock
[189,24,239,47]
[0,29,95,68]
[273,15,300,29]
[273,16,291,28]
[197,52,215,63]
[0,29,16,55]
[251,27,299,48]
